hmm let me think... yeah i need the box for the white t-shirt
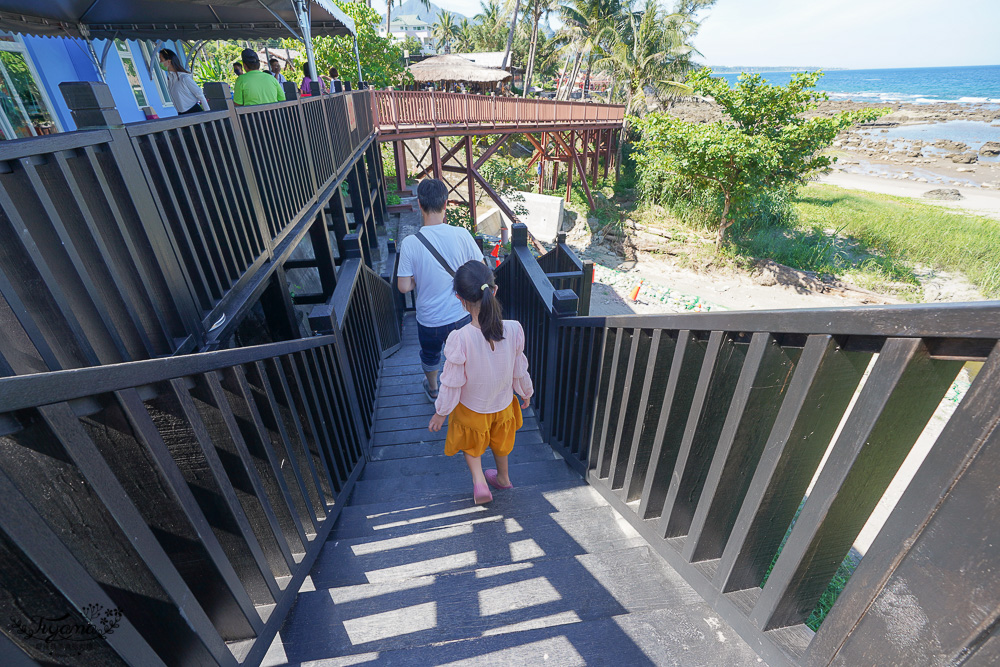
[398,224,484,327]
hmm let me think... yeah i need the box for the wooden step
[347,459,576,505]
[310,504,647,588]
[272,546,707,660]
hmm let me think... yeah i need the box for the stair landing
[264,315,764,666]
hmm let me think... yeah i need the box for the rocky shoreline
[666,99,1000,191]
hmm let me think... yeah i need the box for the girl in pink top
[429,261,534,504]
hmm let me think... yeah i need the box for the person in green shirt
[233,49,286,106]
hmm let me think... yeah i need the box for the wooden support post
[604,128,612,179]
[393,140,411,194]
[260,268,299,342]
[326,187,349,262]
[430,137,443,180]
[308,210,338,299]
[565,132,574,203]
[553,131,596,211]
[464,135,477,231]
[590,129,599,184]
[538,132,546,193]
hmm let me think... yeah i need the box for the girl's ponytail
[453,260,504,345]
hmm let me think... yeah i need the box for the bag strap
[415,229,455,277]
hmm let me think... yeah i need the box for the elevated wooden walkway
[263,315,762,666]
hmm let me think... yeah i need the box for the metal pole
[353,36,363,85]
[79,25,107,83]
[294,0,318,81]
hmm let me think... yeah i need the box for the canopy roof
[0,0,355,40]
[408,54,511,84]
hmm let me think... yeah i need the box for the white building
[380,15,434,53]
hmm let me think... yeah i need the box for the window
[115,40,148,107]
[138,41,172,106]
[0,32,61,140]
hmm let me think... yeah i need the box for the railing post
[511,222,528,248]
[579,260,593,316]
[543,289,578,443]
[59,81,123,129]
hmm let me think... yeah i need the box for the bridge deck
[264,315,762,666]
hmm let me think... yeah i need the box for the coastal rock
[935,139,969,152]
[951,152,978,164]
[980,141,1000,157]
[923,188,963,201]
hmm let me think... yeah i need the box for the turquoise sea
[717,65,1000,104]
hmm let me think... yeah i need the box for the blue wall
[21,35,183,132]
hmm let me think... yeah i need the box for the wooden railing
[0,83,380,377]
[374,90,626,134]
[536,232,594,316]
[0,248,398,664]
[498,222,1000,667]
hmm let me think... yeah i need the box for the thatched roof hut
[407,54,512,84]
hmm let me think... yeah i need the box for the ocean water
[717,65,1000,104]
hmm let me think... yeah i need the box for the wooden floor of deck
[263,315,764,666]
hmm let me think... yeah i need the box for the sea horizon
[712,64,1000,104]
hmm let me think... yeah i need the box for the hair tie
[481,283,488,291]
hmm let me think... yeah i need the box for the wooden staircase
[263,315,763,666]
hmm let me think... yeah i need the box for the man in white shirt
[397,179,485,402]
[269,59,288,84]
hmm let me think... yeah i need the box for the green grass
[794,184,1000,298]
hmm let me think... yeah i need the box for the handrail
[497,222,1000,667]
[373,90,626,133]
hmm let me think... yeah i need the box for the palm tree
[522,0,558,96]
[455,17,475,52]
[557,0,610,99]
[474,1,506,51]
[500,0,522,71]
[599,0,705,115]
[432,11,459,53]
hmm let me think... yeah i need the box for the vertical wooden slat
[683,333,799,563]
[168,377,281,603]
[620,329,674,502]
[609,328,654,490]
[659,331,747,537]
[714,335,870,594]
[751,337,964,631]
[200,371,297,572]
[638,331,705,520]
[111,388,262,639]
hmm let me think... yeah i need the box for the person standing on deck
[269,58,288,84]
[300,62,327,96]
[428,260,533,504]
[158,48,208,115]
[397,179,485,404]
[233,49,285,106]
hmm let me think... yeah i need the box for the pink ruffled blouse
[434,320,534,417]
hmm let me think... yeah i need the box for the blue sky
[372,0,1000,70]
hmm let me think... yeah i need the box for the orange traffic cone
[629,281,643,302]
[490,243,501,258]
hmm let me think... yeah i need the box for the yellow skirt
[444,397,523,458]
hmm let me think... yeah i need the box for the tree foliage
[636,69,887,248]
[282,0,412,88]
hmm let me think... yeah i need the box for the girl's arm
[512,322,534,405]
[429,332,466,431]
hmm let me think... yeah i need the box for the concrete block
[497,192,565,243]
